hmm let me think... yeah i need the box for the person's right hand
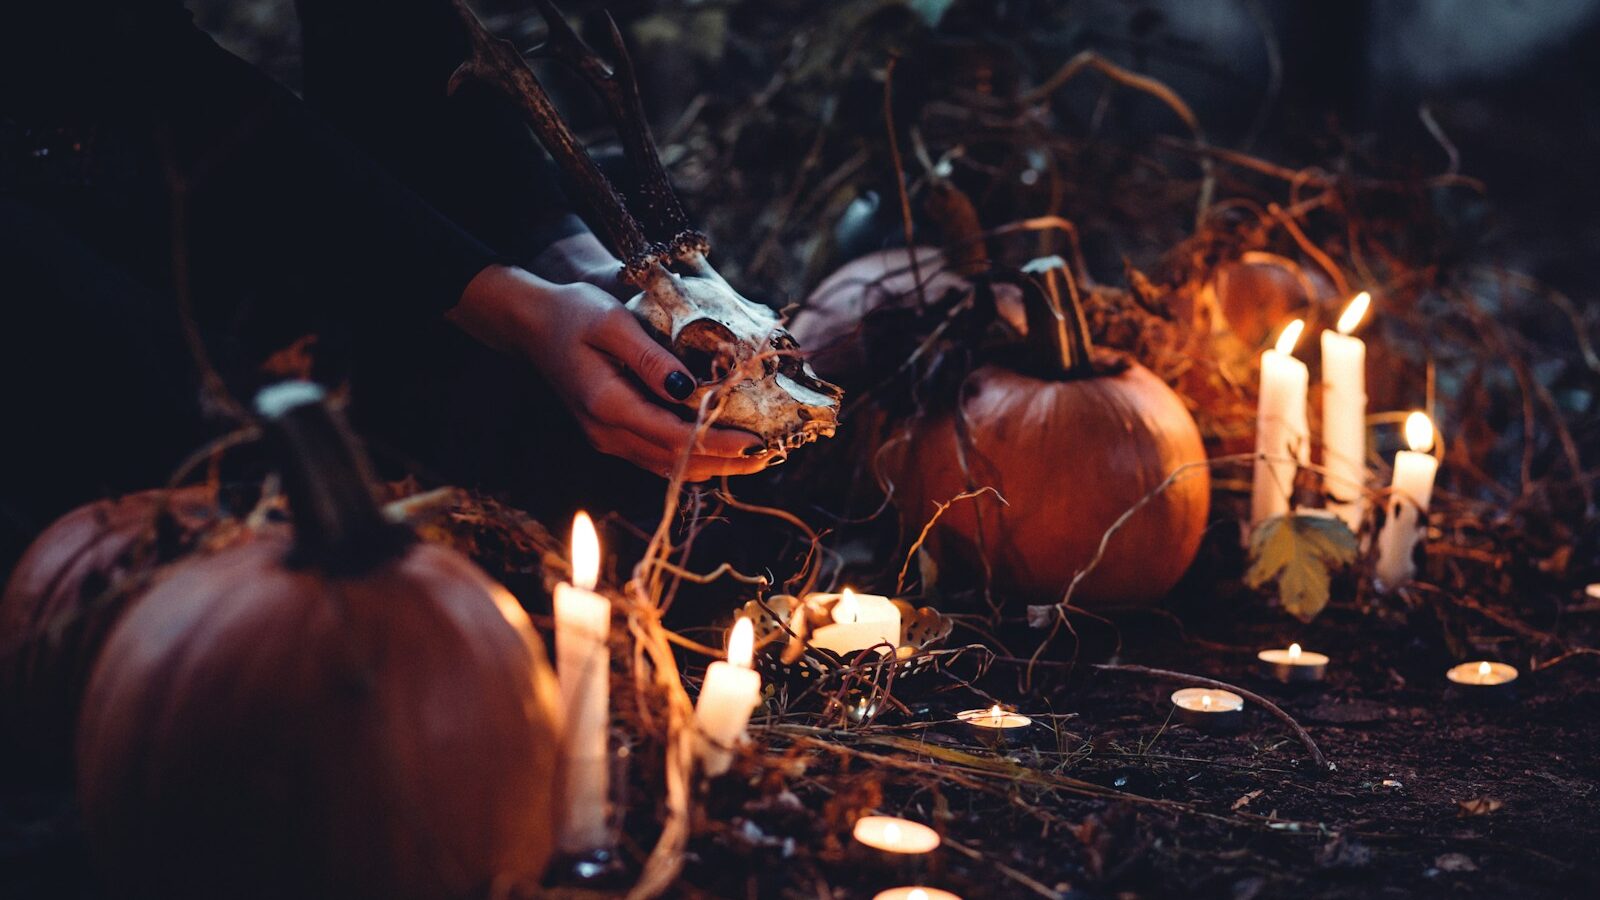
[449,264,772,481]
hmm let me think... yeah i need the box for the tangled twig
[1090,663,1332,774]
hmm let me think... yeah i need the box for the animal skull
[446,0,842,456]
[629,259,843,454]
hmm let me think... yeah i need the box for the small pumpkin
[883,263,1210,607]
[76,383,561,900]
[0,485,222,779]
[792,246,1025,384]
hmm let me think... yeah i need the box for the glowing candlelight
[1322,292,1370,532]
[955,704,1033,746]
[693,617,762,776]
[1375,412,1440,591]
[1446,660,1519,701]
[554,512,613,851]
[1257,641,1330,683]
[1252,319,1310,530]
[1171,687,1245,731]
[852,816,942,854]
[838,589,860,622]
[874,889,963,900]
[807,588,902,657]
[1445,659,1517,686]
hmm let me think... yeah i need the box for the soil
[671,596,1600,899]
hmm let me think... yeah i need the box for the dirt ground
[673,595,1600,899]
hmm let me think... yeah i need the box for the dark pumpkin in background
[75,385,562,900]
[0,485,222,780]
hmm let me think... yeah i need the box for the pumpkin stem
[1019,256,1097,379]
[255,382,412,573]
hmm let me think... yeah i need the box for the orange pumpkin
[0,485,221,778]
[884,264,1210,607]
[76,384,561,899]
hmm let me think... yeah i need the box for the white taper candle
[1252,319,1310,529]
[1321,292,1370,532]
[1374,412,1440,591]
[693,617,762,776]
[554,512,612,851]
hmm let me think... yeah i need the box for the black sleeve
[296,0,590,266]
[2,1,506,320]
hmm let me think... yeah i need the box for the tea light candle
[809,588,902,657]
[693,617,762,776]
[1447,660,1518,702]
[1375,411,1440,592]
[1170,687,1244,731]
[1321,292,1370,532]
[852,816,942,855]
[1252,319,1310,529]
[874,889,963,900]
[1257,642,1329,684]
[554,512,613,852]
[957,705,1033,746]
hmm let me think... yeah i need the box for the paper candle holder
[738,594,955,712]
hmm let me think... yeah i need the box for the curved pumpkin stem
[255,382,412,573]
[1018,255,1097,380]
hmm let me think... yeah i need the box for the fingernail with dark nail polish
[664,371,694,401]
[743,445,766,457]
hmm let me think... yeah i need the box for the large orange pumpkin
[883,264,1210,607]
[76,383,561,900]
[0,485,221,778]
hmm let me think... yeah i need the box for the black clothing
[0,0,615,565]
[1,0,586,321]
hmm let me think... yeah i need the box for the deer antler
[526,0,709,262]
[450,1,844,454]
[448,0,662,285]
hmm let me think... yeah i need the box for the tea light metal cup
[1256,642,1328,684]
[1170,688,1245,732]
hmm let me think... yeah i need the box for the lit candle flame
[1477,660,1492,683]
[1201,693,1214,710]
[990,704,1003,724]
[836,588,861,624]
[1404,411,1435,454]
[1288,642,1302,661]
[910,891,929,900]
[728,617,754,668]
[570,511,599,591]
[1274,318,1306,355]
[1336,292,1371,335]
[884,822,901,844]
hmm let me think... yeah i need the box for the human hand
[450,265,771,481]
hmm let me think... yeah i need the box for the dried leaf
[1245,513,1359,622]
[1456,797,1504,817]
[1232,789,1264,811]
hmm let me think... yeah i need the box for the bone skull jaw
[626,262,843,454]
